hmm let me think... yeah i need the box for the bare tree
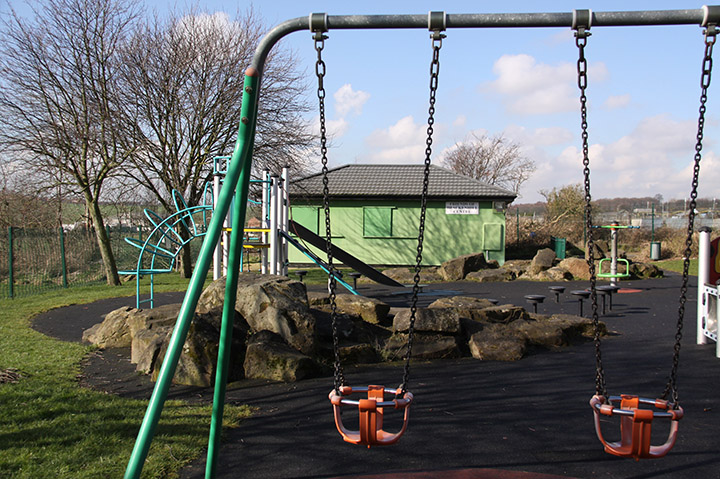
[441,132,536,194]
[541,183,586,222]
[0,0,140,285]
[120,7,313,276]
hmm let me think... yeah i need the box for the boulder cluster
[381,250,663,283]
[83,273,606,387]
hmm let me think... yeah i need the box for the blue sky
[9,0,720,203]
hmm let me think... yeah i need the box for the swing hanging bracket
[428,11,447,41]
[310,12,329,41]
[572,9,592,39]
[702,5,720,35]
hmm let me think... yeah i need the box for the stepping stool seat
[571,290,591,317]
[524,294,546,314]
[548,286,566,303]
[294,270,308,282]
[597,285,619,310]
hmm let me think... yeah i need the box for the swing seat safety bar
[590,395,683,460]
[329,385,413,447]
[597,258,631,278]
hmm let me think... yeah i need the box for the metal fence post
[59,226,68,288]
[8,227,13,299]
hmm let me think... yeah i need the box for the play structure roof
[289,164,517,201]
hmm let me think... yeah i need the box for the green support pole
[205,128,256,479]
[516,208,520,247]
[59,227,68,288]
[8,227,13,299]
[124,69,260,479]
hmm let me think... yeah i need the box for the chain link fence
[0,226,145,299]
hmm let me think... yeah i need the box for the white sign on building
[445,201,479,215]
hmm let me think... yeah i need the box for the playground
[5,5,720,478]
[31,272,720,478]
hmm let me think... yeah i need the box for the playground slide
[289,220,405,288]
[280,231,358,295]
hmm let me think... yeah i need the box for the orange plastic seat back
[591,394,682,460]
[330,385,413,447]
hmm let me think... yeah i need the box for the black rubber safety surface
[31,274,720,479]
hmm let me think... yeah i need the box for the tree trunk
[86,195,121,286]
[179,241,193,278]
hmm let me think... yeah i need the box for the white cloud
[308,116,349,140]
[363,116,434,164]
[365,115,426,149]
[484,54,608,115]
[604,94,631,110]
[334,84,370,117]
[453,115,467,127]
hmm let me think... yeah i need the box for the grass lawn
[655,258,699,276]
[0,273,251,479]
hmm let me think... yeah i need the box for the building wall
[288,198,507,266]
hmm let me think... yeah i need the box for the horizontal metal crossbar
[252,7,720,71]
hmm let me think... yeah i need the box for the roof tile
[289,164,517,200]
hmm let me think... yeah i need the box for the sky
[7,0,720,204]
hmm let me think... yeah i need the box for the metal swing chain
[314,31,345,393]
[575,27,607,399]
[662,24,717,406]
[400,31,444,396]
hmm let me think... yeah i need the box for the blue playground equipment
[119,190,213,308]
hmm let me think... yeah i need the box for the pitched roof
[289,164,517,201]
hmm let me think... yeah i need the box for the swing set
[124,7,719,478]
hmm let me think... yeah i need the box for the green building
[288,164,516,266]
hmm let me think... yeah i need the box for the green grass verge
[655,259,699,276]
[0,273,251,479]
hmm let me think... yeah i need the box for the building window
[363,207,394,237]
[292,207,319,234]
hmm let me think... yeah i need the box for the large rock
[558,257,591,280]
[631,262,663,279]
[82,306,136,348]
[511,314,603,350]
[427,296,497,323]
[383,334,462,360]
[197,274,318,355]
[468,323,527,361]
[534,266,573,282]
[470,304,529,324]
[511,318,565,349]
[334,294,391,325]
[149,311,249,387]
[381,267,442,283]
[466,268,516,282]
[439,253,489,281]
[503,260,530,278]
[546,313,603,340]
[339,343,379,364]
[393,307,461,334]
[132,327,172,374]
[243,331,322,382]
[126,303,181,338]
[530,248,556,275]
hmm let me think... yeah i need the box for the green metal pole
[205,127,256,479]
[59,227,68,288]
[8,227,13,299]
[124,69,260,479]
[516,208,519,246]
